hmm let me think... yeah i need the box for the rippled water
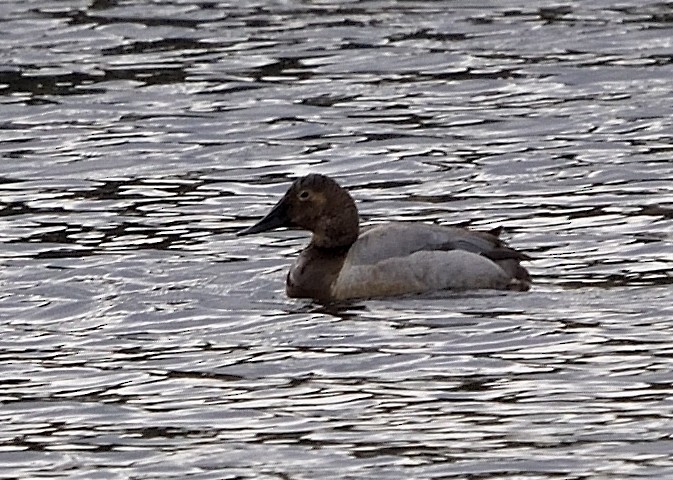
[1,1,672,478]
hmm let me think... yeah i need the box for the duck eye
[298,190,311,201]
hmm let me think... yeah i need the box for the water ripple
[1,1,673,479]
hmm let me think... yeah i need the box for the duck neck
[311,229,358,250]
[311,202,359,250]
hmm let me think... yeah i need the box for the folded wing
[331,223,530,299]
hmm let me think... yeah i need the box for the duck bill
[237,198,290,236]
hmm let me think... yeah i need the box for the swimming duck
[238,174,531,301]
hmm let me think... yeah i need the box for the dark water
[1,1,672,478]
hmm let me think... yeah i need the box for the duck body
[238,174,531,301]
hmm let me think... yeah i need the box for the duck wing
[348,223,526,265]
[333,223,531,298]
[332,248,513,299]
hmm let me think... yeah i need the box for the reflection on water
[1,1,672,479]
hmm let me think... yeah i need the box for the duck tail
[495,258,532,291]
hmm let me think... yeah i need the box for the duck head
[237,174,360,249]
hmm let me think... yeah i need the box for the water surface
[1,1,672,479]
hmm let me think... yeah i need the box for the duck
[237,174,531,301]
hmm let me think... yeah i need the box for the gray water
[1,1,672,479]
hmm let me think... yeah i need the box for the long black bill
[237,198,290,236]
